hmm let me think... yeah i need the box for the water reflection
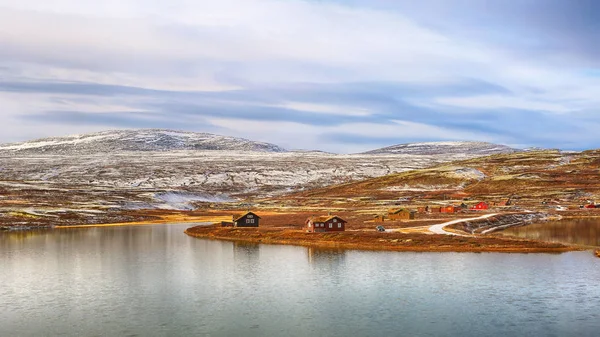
[306,246,346,267]
[2,225,600,337]
[500,218,600,247]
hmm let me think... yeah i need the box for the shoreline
[184,225,579,254]
[55,215,230,229]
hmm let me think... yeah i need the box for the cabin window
[333,219,337,223]
[338,223,341,228]
[329,223,332,228]
[246,218,255,224]
[248,214,253,218]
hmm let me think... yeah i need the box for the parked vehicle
[376,225,385,232]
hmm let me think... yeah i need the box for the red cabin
[471,202,489,210]
[585,204,596,209]
[440,205,457,213]
[306,215,346,233]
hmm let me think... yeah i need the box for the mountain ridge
[0,129,287,154]
[362,141,519,155]
[0,129,524,156]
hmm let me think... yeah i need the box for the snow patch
[447,168,487,180]
[152,191,233,210]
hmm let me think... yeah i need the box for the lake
[2,224,600,337]
[500,217,600,247]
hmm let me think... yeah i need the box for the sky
[1,0,599,153]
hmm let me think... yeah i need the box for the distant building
[417,206,429,213]
[471,202,489,210]
[430,206,442,213]
[221,221,234,227]
[373,215,385,223]
[585,204,597,209]
[306,215,346,233]
[388,208,416,220]
[498,198,512,207]
[233,211,260,227]
[440,205,458,213]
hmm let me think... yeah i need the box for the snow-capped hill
[0,129,287,154]
[362,141,519,155]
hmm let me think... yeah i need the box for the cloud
[1,0,600,151]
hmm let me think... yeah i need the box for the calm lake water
[2,224,600,337]
[500,218,600,247]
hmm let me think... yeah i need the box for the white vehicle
[556,206,568,211]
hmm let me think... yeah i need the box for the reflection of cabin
[373,215,385,223]
[471,202,489,210]
[388,208,415,220]
[233,211,260,227]
[306,215,346,233]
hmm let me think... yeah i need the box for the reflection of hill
[501,218,600,247]
[1,229,51,242]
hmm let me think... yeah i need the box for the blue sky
[0,0,599,152]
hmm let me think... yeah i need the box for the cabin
[388,208,415,220]
[498,198,512,207]
[471,202,489,211]
[233,211,260,227]
[585,204,597,209]
[373,215,385,223]
[440,205,458,213]
[417,206,429,213]
[306,215,346,233]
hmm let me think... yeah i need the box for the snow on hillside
[0,130,525,200]
[363,141,518,155]
[0,129,287,154]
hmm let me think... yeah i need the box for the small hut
[388,208,416,220]
[373,215,385,223]
[306,215,347,233]
[233,211,261,227]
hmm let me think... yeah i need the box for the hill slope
[364,141,518,155]
[0,129,287,154]
[289,149,598,204]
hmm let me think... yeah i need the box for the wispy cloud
[1,0,599,151]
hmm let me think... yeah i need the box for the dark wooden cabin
[233,211,260,227]
[306,215,346,233]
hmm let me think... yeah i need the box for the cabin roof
[389,208,415,214]
[233,211,261,221]
[307,215,346,223]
